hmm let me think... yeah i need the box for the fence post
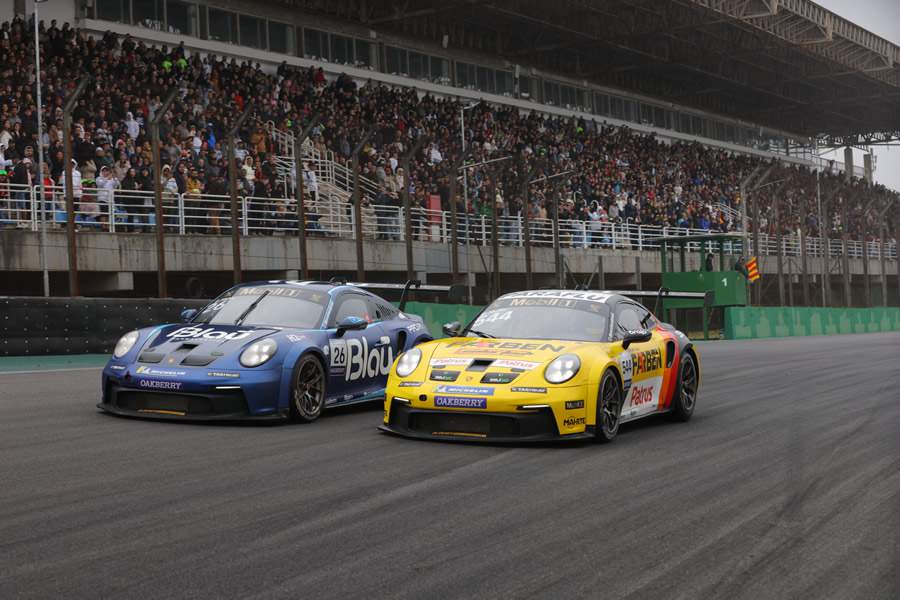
[109,193,116,233]
[241,197,249,236]
[27,186,37,232]
[177,194,185,235]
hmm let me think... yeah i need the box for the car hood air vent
[138,352,164,364]
[466,359,494,372]
[181,354,216,367]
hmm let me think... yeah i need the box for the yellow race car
[380,290,700,443]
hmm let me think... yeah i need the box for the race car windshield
[193,286,328,329]
[464,297,611,342]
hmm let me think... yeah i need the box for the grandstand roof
[296,0,900,145]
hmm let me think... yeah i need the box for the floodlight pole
[150,88,178,298]
[62,77,89,296]
[294,114,320,280]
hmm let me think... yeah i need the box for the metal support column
[634,256,642,291]
[752,194,761,306]
[401,136,428,284]
[820,195,831,307]
[597,255,605,290]
[841,202,851,307]
[62,78,89,296]
[774,196,784,306]
[862,221,870,307]
[294,114,320,280]
[880,226,888,307]
[227,104,253,286]
[521,170,535,289]
[491,182,501,300]
[800,205,809,306]
[448,156,464,284]
[351,130,373,282]
[149,89,178,298]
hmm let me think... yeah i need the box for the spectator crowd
[0,15,896,248]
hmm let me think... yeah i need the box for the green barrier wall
[724,306,900,339]
[402,302,483,337]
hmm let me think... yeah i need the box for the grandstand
[0,0,897,307]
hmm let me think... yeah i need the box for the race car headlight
[239,338,278,367]
[544,354,580,384]
[113,330,140,358]
[395,348,422,377]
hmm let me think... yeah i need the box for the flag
[747,256,760,282]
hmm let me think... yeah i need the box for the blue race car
[98,280,446,422]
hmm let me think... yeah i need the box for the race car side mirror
[336,316,367,337]
[442,321,462,337]
[621,329,652,349]
[180,309,198,323]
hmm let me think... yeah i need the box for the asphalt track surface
[1,333,899,599]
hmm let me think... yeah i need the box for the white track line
[0,367,103,375]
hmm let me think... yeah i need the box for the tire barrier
[0,297,208,356]
[0,297,480,357]
[724,306,900,339]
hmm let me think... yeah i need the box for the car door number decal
[330,337,393,381]
[329,340,348,368]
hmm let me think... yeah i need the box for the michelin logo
[435,385,494,396]
[135,366,186,377]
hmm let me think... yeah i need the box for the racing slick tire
[290,354,326,423]
[669,350,698,422]
[594,369,623,443]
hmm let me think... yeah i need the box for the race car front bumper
[98,365,288,422]
[379,398,594,443]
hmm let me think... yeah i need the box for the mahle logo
[166,327,253,341]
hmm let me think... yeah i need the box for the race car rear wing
[331,279,466,311]
[609,288,713,316]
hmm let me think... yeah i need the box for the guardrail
[1,183,896,260]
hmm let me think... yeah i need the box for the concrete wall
[1,230,896,304]
[0,230,663,276]
[8,0,77,24]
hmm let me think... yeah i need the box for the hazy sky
[813,0,900,191]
